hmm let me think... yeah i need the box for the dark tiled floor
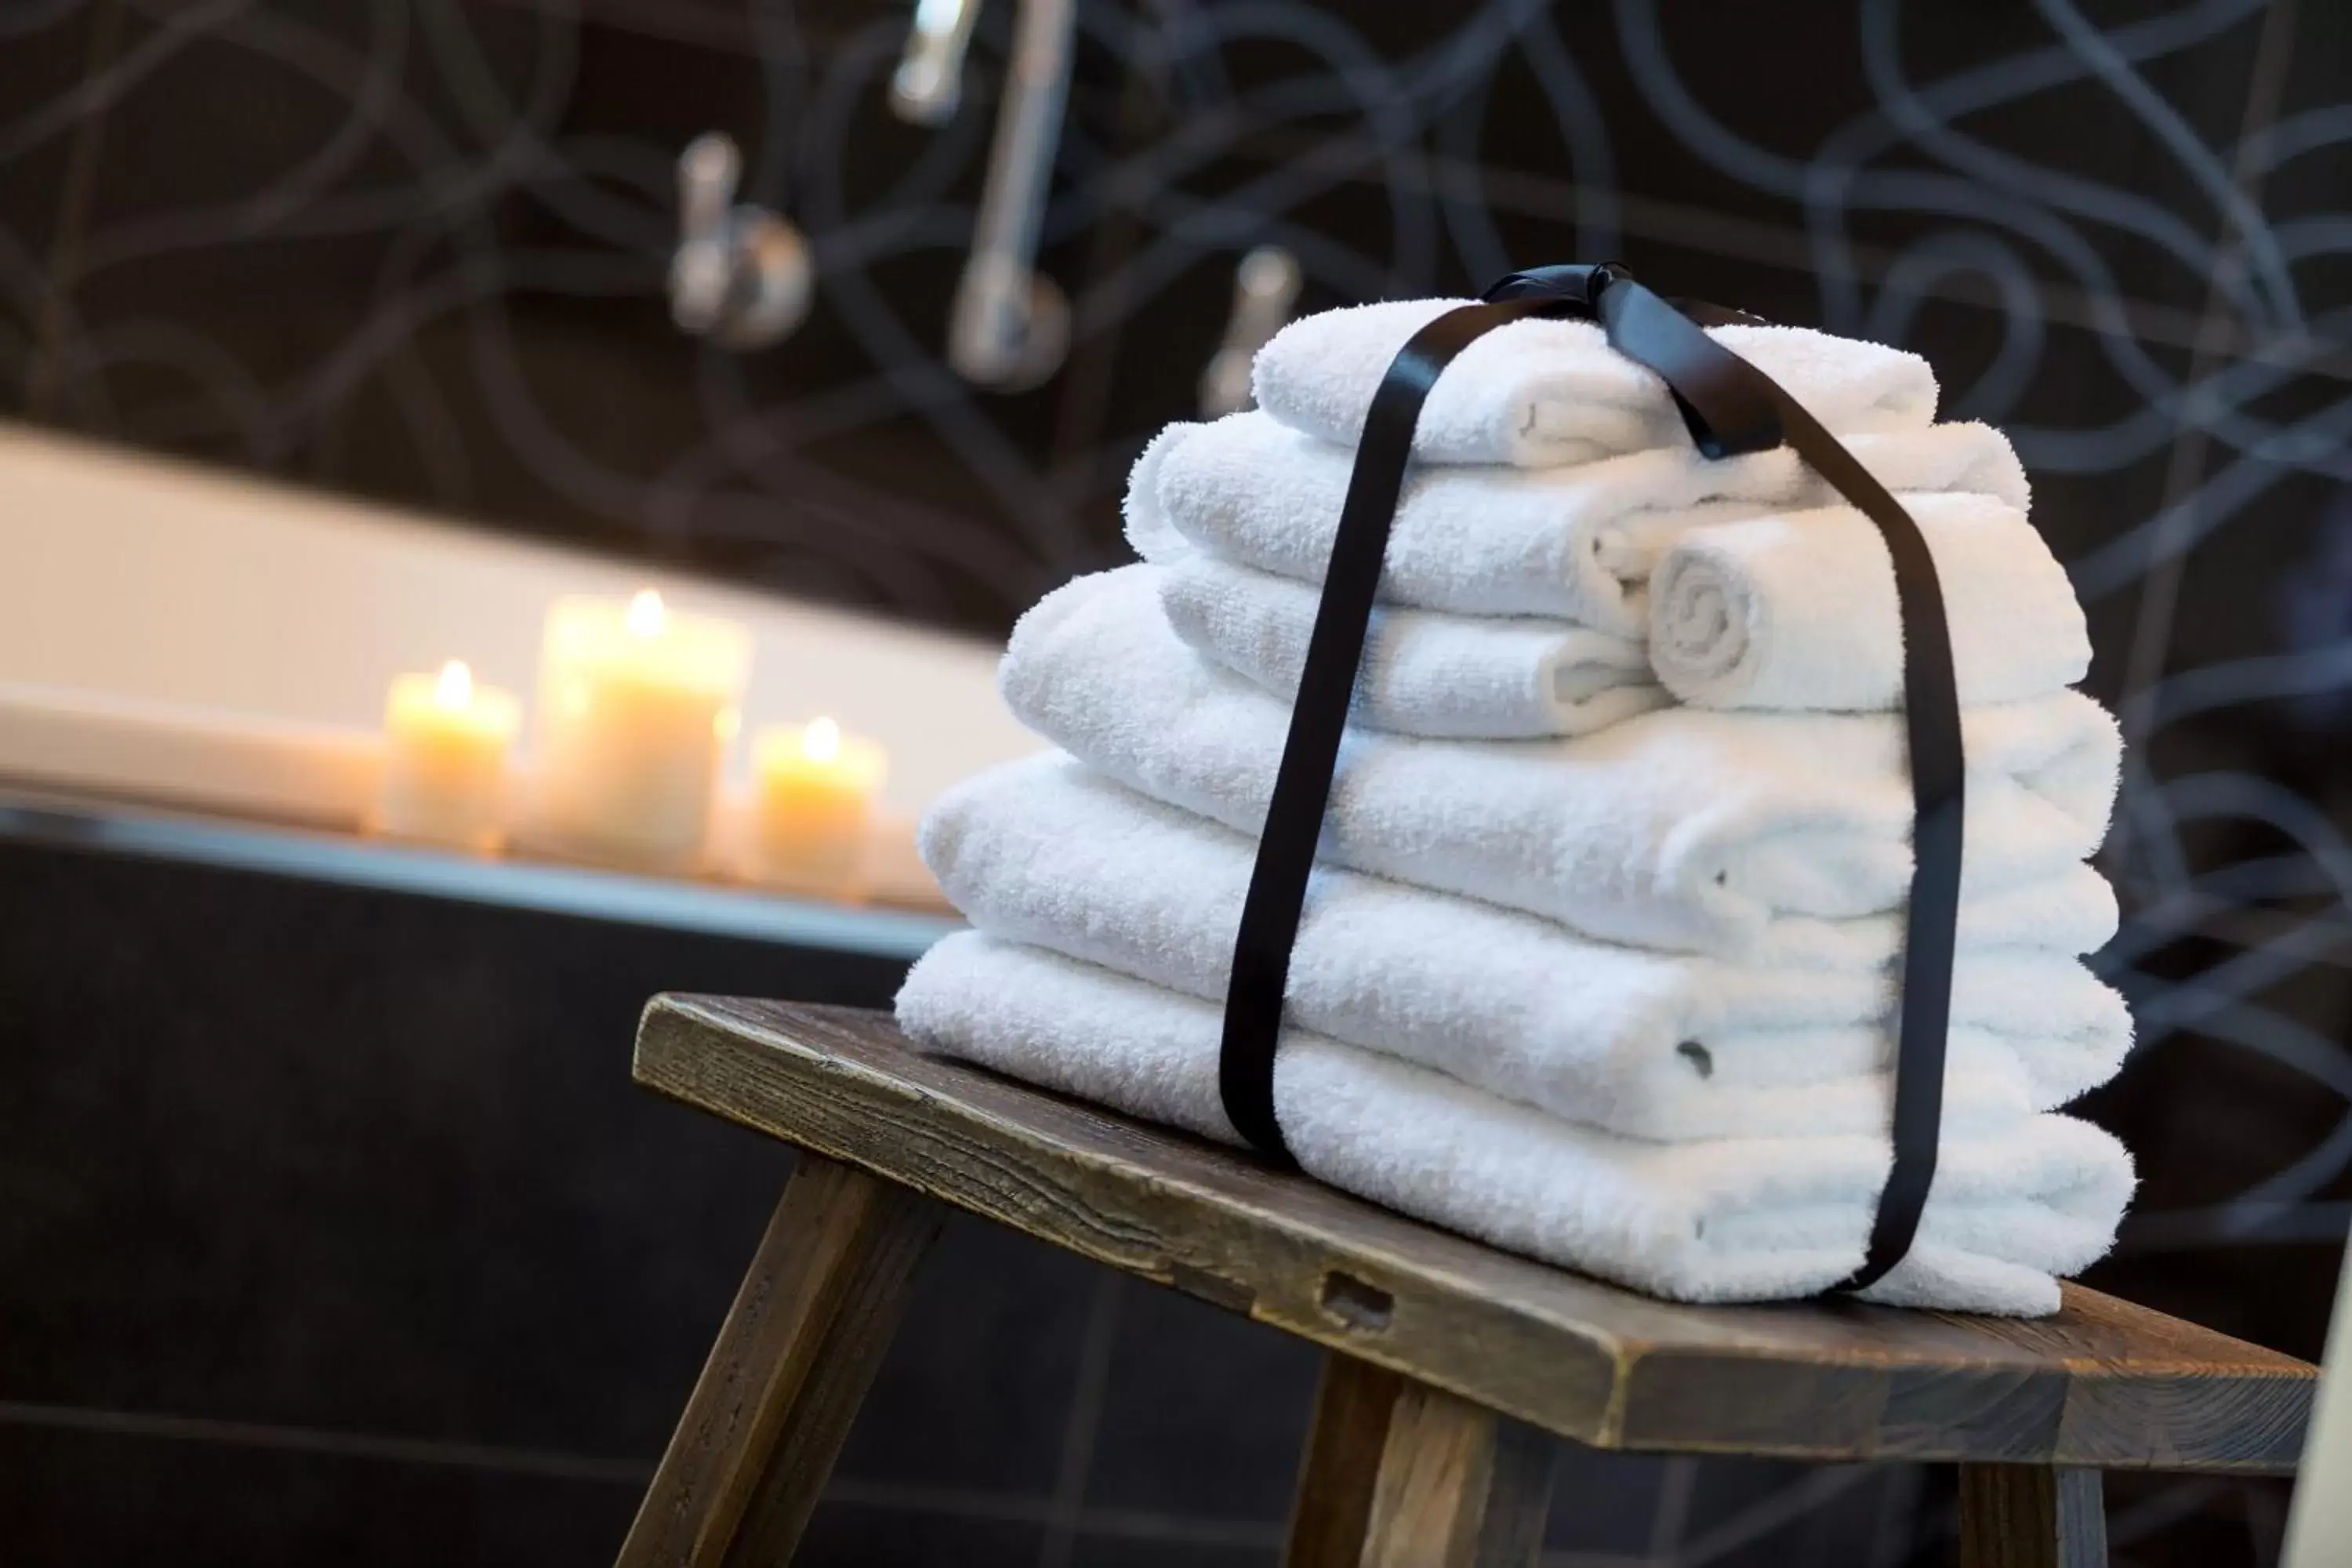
[0,829,1346,1566]
[1669,1457,1905,1568]
[0,836,898,1457]
[1066,1536,1277,1568]
[1082,1275,1323,1523]
[836,1214,1107,1497]
[1545,1449,1677,1557]
[0,833,923,1562]
[0,1423,641,1568]
[795,1504,1045,1568]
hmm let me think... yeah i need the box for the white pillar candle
[373,660,519,851]
[747,717,887,895]
[532,590,751,869]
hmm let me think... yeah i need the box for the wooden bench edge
[632,995,2318,1473]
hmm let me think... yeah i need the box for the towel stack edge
[903,300,2133,1316]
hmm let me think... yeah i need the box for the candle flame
[803,716,842,762]
[625,588,667,637]
[434,659,474,709]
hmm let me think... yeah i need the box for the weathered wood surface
[1286,1353,1555,1568]
[614,1153,941,1568]
[1357,1379,1556,1568]
[1959,1465,2107,1568]
[634,997,2317,1472]
[1286,1356,1408,1567]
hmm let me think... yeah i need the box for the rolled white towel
[921,754,2129,1141]
[1650,493,2091,711]
[898,933,2136,1315]
[1250,299,1939,467]
[1156,548,1667,739]
[1129,412,2027,635]
[1001,566,2122,951]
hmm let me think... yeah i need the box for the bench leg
[615,1152,942,1568]
[1285,1352,1556,1568]
[1959,1464,2107,1568]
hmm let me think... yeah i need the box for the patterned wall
[5,2,2349,1563]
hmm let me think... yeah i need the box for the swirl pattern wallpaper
[2,1,2347,1563]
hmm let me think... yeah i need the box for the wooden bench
[613,998,2318,1568]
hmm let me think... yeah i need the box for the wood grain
[1287,1354,1407,1568]
[614,1152,941,1568]
[1284,1355,1554,1568]
[1356,1383,1555,1568]
[1959,1465,2107,1568]
[633,998,2317,1472]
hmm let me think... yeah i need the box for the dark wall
[5,2,2344,643]
[0,833,851,1560]
[4,3,2349,1563]
[0,829,1926,1568]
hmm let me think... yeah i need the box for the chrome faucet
[1200,246,1301,416]
[944,0,1073,390]
[890,0,983,125]
[670,132,812,351]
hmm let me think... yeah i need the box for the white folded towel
[922,755,2130,1140]
[898,933,2135,1314]
[1130,412,2027,636]
[1002,567,2122,952]
[1250,299,1940,467]
[1155,491,2089,735]
[1650,493,2092,711]
[1157,550,1668,740]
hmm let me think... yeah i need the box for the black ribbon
[1216,263,1963,1296]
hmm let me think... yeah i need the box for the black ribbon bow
[1214,263,1965,1295]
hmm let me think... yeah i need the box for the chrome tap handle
[946,0,1073,390]
[1199,245,1301,416]
[677,132,738,248]
[891,0,983,125]
[670,132,812,350]
[673,133,742,337]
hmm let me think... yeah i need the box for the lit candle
[748,717,887,895]
[532,590,751,869]
[373,659,519,851]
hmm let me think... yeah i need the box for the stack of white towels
[898,299,2135,1316]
